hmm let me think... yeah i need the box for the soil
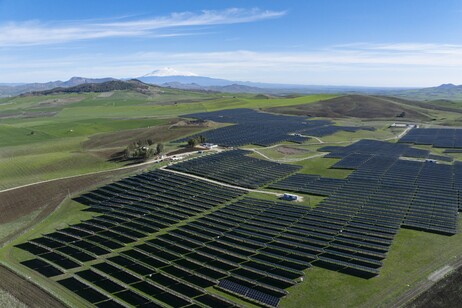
[0,266,65,308]
[167,147,203,156]
[0,163,150,244]
[405,266,462,308]
[82,122,206,150]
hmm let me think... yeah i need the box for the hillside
[22,79,150,95]
[390,84,462,101]
[0,77,115,97]
[265,94,431,120]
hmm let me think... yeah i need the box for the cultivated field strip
[167,150,302,189]
[175,108,374,147]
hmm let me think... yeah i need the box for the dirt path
[0,157,163,195]
[299,135,324,143]
[249,148,327,163]
[384,126,413,141]
[161,167,282,196]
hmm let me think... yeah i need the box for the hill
[265,94,431,120]
[21,79,150,96]
[389,83,462,101]
[0,77,115,97]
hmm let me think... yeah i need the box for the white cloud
[1,43,462,86]
[0,8,285,46]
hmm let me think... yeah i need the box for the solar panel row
[399,128,462,148]
[167,149,302,189]
[16,170,246,308]
[175,108,374,147]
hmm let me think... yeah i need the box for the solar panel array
[17,170,247,308]
[321,139,430,160]
[284,140,460,235]
[167,150,302,189]
[176,108,374,147]
[399,128,462,148]
[268,173,346,196]
[15,137,462,307]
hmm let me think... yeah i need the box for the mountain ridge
[1,72,462,100]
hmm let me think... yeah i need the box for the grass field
[282,223,462,307]
[0,90,337,189]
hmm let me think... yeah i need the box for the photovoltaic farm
[13,131,462,307]
[166,150,302,189]
[16,169,247,307]
[175,109,374,147]
[6,89,462,308]
[399,128,462,148]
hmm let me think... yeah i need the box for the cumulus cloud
[0,8,286,46]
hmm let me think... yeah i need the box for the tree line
[187,135,206,147]
[122,139,164,160]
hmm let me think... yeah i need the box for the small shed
[281,193,299,201]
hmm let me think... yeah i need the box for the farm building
[390,123,419,128]
[201,143,218,149]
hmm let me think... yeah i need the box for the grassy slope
[0,91,336,190]
[283,225,462,308]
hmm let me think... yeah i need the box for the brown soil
[405,266,462,308]
[0,266,65,308]
[266,95,431,120]
[0,164,150,242]
[82,123,207,150]
[167,147,203,156]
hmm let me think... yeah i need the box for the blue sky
[0,0,461,86]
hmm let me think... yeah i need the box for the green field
[0,90,336,189]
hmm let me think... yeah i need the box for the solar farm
[399,128,462,148]
[175,109,375,147]
[5,103,462,308]
[166,150,302,189]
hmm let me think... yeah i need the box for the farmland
[2,85,462,307]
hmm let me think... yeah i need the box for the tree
[187,135,206,148]
[156,143,164,154]
[188,138,197,148]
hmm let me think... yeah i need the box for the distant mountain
[2,70,462,100]
[21,79,149,96]
[136,70,412,94]
[138,75,237,87]
[0,77,116,97]
[388,83,462,101]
